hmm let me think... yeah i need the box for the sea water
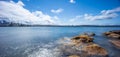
[0,27,120,57]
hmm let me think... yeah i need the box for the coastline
[0,25,120,27]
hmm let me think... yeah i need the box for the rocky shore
[103,30,120,49]
[103,30,120,39]
[58,33,108,57]
[55,30,120,57]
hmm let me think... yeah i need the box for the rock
[110,40,120,49]
[58,34,108,57]
[83,32,95,36]
[68,55,80,57]
[104,30,120,49]
[108,33,120,39]
[110,30,120,34]
[103,30,120,39]
[82,44,108,57]
[90,32,95,36]
[71,35,94,44]
[103,32,112,35]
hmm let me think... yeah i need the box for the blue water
[0,27,120,57]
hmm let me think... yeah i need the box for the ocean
[0,27,120,57]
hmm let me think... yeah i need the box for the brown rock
[82,44,108,56]
[103,32,112,35]
[110,40,120,48]
[71,35,94,43]
[71,35,94,47]
[59,34,108,57]
[108,33,120,39]
[103,30,120,39]
[68,55,80,57]
[110,30,120,34]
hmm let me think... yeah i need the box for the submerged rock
[90,33,95,36]
[83,32,95,36]
[110,40,120,49]
[104,30,120,50]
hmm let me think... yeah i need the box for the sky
[0,0,120,25]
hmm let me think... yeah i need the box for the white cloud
[32,11,56,24]
[51,8,63,14]
[69,15,82,22]
[69,0,75,3]
[53,16,59,20]
[17,0,25,6]
[0,1,58,25]
[68,7,120,25]
[84,7,120,20]
[101,7,120,15]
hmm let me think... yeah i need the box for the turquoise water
[0,27,120,57]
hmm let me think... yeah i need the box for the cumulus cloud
[84,7,120,20]
[0,1,58,25]
[69,0,75,3]
[32,11,56,24]
[51,8,63,14]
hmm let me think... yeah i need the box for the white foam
[27,41,63,57]
[56,37,71,44]
[27,37,72,57]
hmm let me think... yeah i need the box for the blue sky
[0,0,120,25]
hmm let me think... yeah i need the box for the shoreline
[0,25,120,27]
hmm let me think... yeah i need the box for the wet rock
[60,43,108,57]
[68,55,80,57]
[82,44,108,57]
[104,30,120,50]
[58,34,108,57]
[110,30,120,34]
[110,40,120,49]
[71,35,94,44]
[103,30,120,39]
[108,33,120,39]
[58,44,81,56]
[90,33,95,36]
[103,32,112,35]
[83,32,95,36]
